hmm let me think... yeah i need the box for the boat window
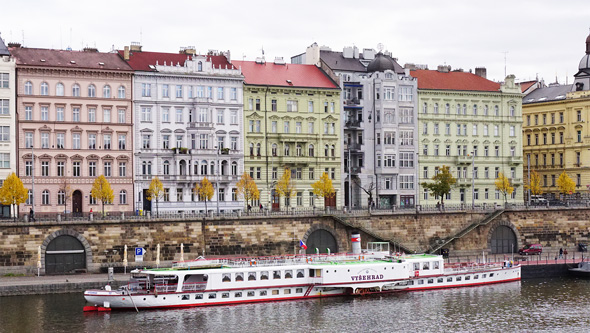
[235,292,242,297]
[208,293,216,299]
[474,275,479,279]
[195,294,203,299]
[182,295,190,300]
[413,263,420,271]
[261,271,269,280]
[222,273,231,282]
[437,278,443,283]
[259,290,267,296]
[247,291,255,297]
[434,262,440,269]
[296,288,303,293]
[248,272,257,281]
[273,270,281,279]
[408,280,414,285]
[296,269,304,278]
[309,269,315,277]
[285,270,293,279]
[456,276,462,281]
[272,290,279,295]
[418,279,424,285]
[428,279,434,284]
[482,274,487,278]
[236,273,244,281]
[489,273,494,277]
[465,276,471,280]
[284,289,291,294]
[447,277,453,282]
[222,292,229,298]
[422,262,429,270]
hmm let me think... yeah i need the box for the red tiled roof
[117,50,236,71]
[410,69,501,92]
[9,48,132,71]
[519,80,537,93]
[233,60,339,89]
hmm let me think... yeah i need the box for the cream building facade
[0,38,17,217]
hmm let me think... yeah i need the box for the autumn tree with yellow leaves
[312,172,335,207]
[90,175,114,217]
[525,170,543,197]
[195,177,214,212]
[147,176,164,217]
[236,173,259,208]
[0,173,28,221]
[275,168,295,209]
[557,171,576,195]
[495,172,514,203]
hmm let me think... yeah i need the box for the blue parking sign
[135,247,144,256]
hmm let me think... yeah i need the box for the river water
[1,278,589,333]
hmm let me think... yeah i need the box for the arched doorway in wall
[72,190,82,216]
[45,235,86,274]
[306,229,338,254]
[490,225,517,254]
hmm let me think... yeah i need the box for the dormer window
[198,61,203,71]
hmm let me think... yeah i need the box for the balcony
[509,156,523,165]
[344,97,361,106]
[457,178,472,187]
[346,143,362,151]
[456,156,473,165]
[345,119,362,128]
[188,121,214,129]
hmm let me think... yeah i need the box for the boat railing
[181,282,207,292]
[215,253,384,267]
[444,262,502,273]
[155,284,179,293]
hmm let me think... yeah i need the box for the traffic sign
[135,248,145,256]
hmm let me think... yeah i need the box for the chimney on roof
[437,65,451,73]
[274,57,286,65]
[83,47,98,53]
[7,42,21,48]
[124,46,130,61]
[343,47,353,59]
[130,42,142,52]
[475,67,487,79]
[180,46,196,55]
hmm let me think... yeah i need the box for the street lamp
[471,151,475,209]
[345,141,352,211]
[215,145,220,215]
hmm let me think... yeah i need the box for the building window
[118,86,126,99]
[73,161,81,177]
[40,82,49,95]
[24,81,32,95]
[142,134,151,149]
[119,190,127,204]
[119,162,126,177]
[41,161,49,176]
[118,134,126,150]
[103,134,111,150]
[88,84,96,97]
[26,190,33,205]
[287,100,298,112]
[73,107,80,122]
[88,161,97,177]
[41,106,49,121]
[104,162,112,177]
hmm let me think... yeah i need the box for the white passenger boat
[83,242,520,311]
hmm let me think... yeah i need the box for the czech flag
[299,240,307,250]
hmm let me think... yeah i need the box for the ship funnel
[351,232,361,254]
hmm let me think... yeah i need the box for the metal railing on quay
[6,200,590,224]
[444,251,586,265]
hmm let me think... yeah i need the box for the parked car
[531,196,548,205]
[518,244,543,255]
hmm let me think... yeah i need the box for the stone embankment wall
[1,208,590,275]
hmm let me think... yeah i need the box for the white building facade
[294,46,419,208]
[125,46,245,213]
[0,38,16,217]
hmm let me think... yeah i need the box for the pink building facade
[10,47,134,216]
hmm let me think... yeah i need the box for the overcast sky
[2,0,589,84]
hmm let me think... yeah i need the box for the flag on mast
[299,240,307,250]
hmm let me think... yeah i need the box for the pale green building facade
[414,69,524,206]
[235,60,342,210]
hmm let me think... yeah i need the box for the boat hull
[84,266,521,310]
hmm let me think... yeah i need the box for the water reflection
[2,279,590,332]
